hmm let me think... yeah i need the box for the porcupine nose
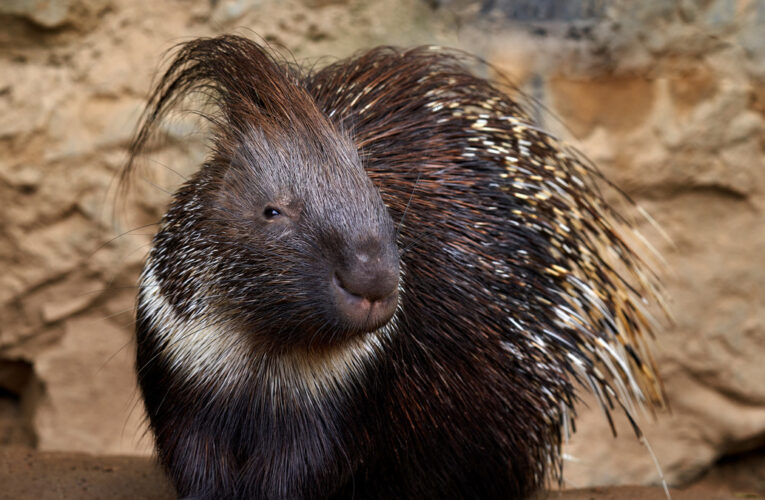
[332,238,399,334]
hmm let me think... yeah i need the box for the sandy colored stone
[671,79,752,151]
[751,78,765,116]
[0,448,174,500]
[16,213,98,277]
[45,96,144,161]
[0,63,70,140]
[488,34,539,89]
[301,0,350,7]
[547,75,656,138]
[39,278,104,324]
[33,316,152,455]
[668,62,720,114]
[0,0,74,28]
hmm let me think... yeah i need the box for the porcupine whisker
[98,308,139,325]
[91,222,160,257]
[97,337,137,376]
[122,386,149,442]
[110,239,156,266]
[146,156,191,181]
[398,229,437,256]
[139,175,174,196]
[71,285,143,299]
[396,170,422,240]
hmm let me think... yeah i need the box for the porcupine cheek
[330,236,400,334]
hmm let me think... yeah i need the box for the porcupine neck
[139,257,399,404]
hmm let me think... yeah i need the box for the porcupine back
[303,46,665,495]
[125,35,665,499]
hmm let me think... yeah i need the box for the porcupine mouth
[331,273,399,334]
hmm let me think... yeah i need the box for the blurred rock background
[0,0,763,492]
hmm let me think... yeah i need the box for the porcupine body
[126,35,663,499]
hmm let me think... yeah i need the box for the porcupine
[124,35,665,499]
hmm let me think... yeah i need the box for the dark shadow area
[0,359,37,448]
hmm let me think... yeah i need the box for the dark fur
[128,36,663,499]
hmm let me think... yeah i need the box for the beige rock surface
[33,317,151,454]
[0,447,762,499]
[0,0,763,491]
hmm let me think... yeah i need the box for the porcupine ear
[121,35,324,195]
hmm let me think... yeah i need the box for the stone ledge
[1,447,758,500]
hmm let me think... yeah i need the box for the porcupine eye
[263,206,281,220]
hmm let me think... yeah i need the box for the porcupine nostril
[332,245,399,333]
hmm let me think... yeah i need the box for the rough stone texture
[0,448,762,500]
[0,0,764,492]
[33,317,151,454]
[0,448,175,499]
[0,0,76,28]
[548,75,656,137]
[0,0,110,29]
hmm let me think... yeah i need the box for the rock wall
[0,0,763,489]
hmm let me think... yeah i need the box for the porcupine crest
[125,35,666,499]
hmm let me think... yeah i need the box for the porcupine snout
[331,235,399,334]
